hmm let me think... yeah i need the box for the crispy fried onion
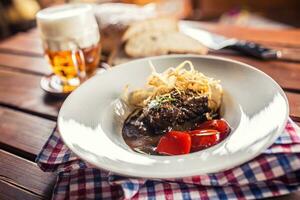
[125,60,223,111]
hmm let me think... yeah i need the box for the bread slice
[125,31,208,57]
[122,17,178,42]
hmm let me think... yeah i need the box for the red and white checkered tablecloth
[37,119,300,200]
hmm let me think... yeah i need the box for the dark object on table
[180,22,300,62]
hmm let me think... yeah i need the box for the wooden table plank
[210,53,300,91]
[2,24,300,59]
[26,28,40,38]
[286,92,300,121]
[0,68,62,118]
[111,48,300,91]
[0,53,50,75]
[186,21,300,48]
[0,33,43,55]
[0,180,42,200]
[0,150,56,199]
[0,106,56,158]
[1,62,299,122]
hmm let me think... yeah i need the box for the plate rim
[57,54,289,178]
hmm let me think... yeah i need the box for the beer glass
[37,4,101,93]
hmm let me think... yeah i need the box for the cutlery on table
[179,22,300,62]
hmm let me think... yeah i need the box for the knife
[179,22,300,62]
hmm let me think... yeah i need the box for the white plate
[58,55,289,178]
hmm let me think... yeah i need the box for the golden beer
[37,4,100,93]
[45,44,101,79]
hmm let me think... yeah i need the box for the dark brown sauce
[122,110,225,155]
[122,110,161,155]
[122,90,227,155]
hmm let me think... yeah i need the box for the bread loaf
[123,18,208,57]
[125,31,207,57]
[122,17,178,42]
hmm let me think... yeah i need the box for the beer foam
[37,4,100,51]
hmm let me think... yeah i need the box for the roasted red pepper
[189,129,220,152]
[156,131,191,155]
[196,119,230,136]
[190,119,230,152]
[156,120,230,155]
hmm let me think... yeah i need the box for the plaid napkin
[36,119,300,200]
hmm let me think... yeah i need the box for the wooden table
[0,23,300,199]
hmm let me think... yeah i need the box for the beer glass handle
[71,44,86,81]
[96,63,111,75]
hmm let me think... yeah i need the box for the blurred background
[0,0,299,40]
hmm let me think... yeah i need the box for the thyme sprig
[148,93,177,109]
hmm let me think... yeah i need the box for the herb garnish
[148,94,177,109]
